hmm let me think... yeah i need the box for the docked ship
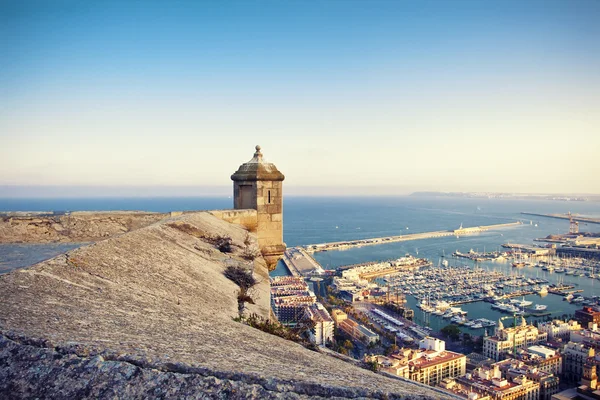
[510,297,533,307]
[525,304,548,314]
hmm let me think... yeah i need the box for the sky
[1,0,599,197]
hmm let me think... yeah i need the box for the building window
[268,190,271,204]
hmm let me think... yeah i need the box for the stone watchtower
[231,146,285,270]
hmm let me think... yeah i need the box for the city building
[523,346,563,376]
[304,303,334,346]
[330,309,347,325]
[493,358,560,400]
[580,361,598,395]
[438,378,492,400]
[270,276,316,325]
[455,365,541,400]
[331,276,360,292]
[574,307,600,328]
[562,342,596,384]
[570,324,600,351]
[363,354,409,378]
[338,289,363,303]
[270,276,306,289]
[552,361,600,400]
[375,338,466,387]
[466,353,495,372]
[483,318,548,361]
[538,320,582,341]
[338,319,379,345]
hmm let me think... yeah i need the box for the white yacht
[536,286,548,295]
[510,297,533,307]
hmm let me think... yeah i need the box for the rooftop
[231,145,285,182]
[411,350,465,369]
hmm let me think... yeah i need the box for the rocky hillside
[0,212,449,399]
[0,211,168,243]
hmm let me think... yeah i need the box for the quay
[449,290,538,306]
[305,221,522,253]
[521,212,600,225]
[547,285,582,296]
[338,257,432,280]
[282,247,325,277]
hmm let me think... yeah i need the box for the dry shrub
[168,222,233,253]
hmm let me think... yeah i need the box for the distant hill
[410,192,596,201]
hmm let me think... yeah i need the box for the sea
[2,195,600,332]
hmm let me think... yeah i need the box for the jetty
[521,212,600,225]
[305,221,522,253]
[282,247,325,277]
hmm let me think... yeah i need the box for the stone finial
[231,145,284,181]
[254,145,263,161]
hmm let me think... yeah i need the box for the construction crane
[568,212,579,234]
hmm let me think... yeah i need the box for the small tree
[385,344,399,356]
[367,360,379,372]
[441,324,461,342]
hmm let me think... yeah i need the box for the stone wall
[256,180,283,249]
[209,209,258,233]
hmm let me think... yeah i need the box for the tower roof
[231,145,285,182]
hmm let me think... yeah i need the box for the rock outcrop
[0,212,449,399]
[0,211,168,243]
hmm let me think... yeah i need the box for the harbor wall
[307,221,522,253]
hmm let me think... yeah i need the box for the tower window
[268,190,271,204]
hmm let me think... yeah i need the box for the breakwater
[521,212,600,225]
[305,221,522,253]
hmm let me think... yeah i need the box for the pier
[305,221,522,253]
[282,247,325,277]
[521,212,600,225]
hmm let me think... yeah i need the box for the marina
[269,196,600,338]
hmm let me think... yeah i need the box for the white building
[563,342,596,384]
[483,317,548,361]
[420,336,446,352]
[304,303,334,346]
[537,320,582,341]
[569,323,600,347]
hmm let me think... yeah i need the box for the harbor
[378,260,598,333]
[269,198,600,338]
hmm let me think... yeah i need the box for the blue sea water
[1,195,599,331]
[2,196,599,248]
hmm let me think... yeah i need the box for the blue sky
[1,0,599,196]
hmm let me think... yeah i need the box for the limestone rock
[0,212,449,399]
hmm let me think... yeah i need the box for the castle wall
[209,209,258,233]
[255,180,283,249]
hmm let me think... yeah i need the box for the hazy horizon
[0,184,599,199]
[2,1,599,194]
